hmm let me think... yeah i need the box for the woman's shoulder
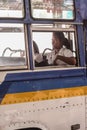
[60,47,73,57]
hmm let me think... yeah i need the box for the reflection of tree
[32,0,73,10]
[32,0,73,19]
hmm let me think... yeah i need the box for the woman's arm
[53,55,76,65]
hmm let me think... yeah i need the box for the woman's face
[52,34,62,50]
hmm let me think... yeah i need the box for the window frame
[0,0,85,74]
[29,0,75,21]
[31,23,79,70]
[0,23,30,71]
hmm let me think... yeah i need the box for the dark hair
[64,38,71,49]
[53,31,71,50]
[33,41,39,54]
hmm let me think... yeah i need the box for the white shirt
[46,47,73,66]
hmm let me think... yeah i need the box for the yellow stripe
[1,86,87,105]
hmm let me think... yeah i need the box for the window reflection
[31,0,74,19]
[0,24,26,67]
[0,0,24,18]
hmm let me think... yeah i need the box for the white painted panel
[0,96,85,130]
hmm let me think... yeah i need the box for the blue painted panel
[4,69,85,82]
[79,0,87,19]
[6,77,85,94]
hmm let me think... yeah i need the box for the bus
[0,0,87,129]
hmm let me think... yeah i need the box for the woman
[47,31,76,66]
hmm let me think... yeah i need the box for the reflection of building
[0,0,22,10]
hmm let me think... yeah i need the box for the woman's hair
[33,41,39,54]
[53,31,71,50]
[64,37,71,49]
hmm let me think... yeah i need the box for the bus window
[32,24,78,68]
[30,0,74,20]
[0,0,24,18]
[0,24,27,69]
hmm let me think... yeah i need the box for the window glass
[0,24,27,68]
[31,0,74,20]
[32,24,77,68]
[0,0,24,18]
